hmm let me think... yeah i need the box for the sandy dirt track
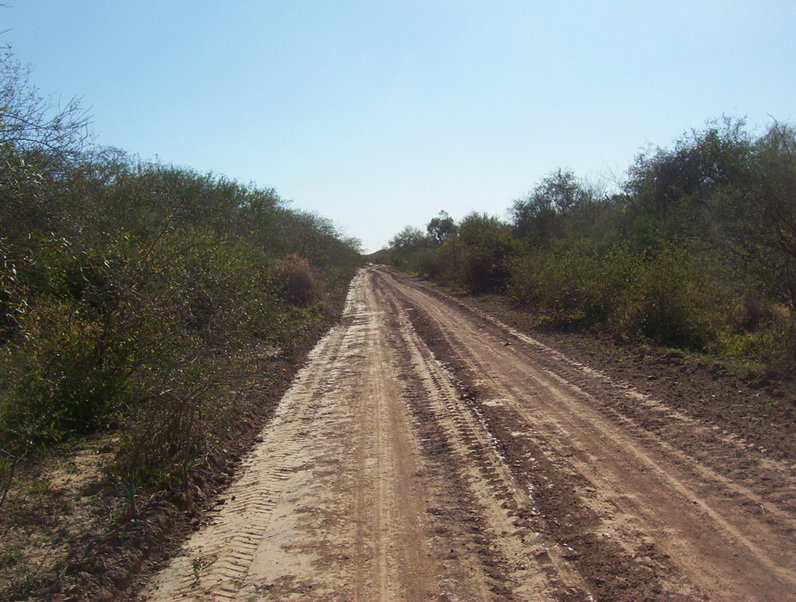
[143,266,796,600]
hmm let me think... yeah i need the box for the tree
[389,225,426,252]
[387,225,427,269]
[625,118,753,235]
[426,210,456,244]
[728,122,796,310]
[512,169,593,243]
[754,124,796,253]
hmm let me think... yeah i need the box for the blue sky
[4,1,795,252]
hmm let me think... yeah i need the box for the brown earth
[138,265,796,600]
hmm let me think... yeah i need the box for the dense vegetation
[378,118,795,377]
[0,48,361,506]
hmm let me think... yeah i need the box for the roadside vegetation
[0,47,360,597]
[377,118,795,378]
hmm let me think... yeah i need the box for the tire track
[377,266,796,600]
[144,266,794,600]
[380,286,589,600]
[147,269,567,600]
[405,271,796,513]
[143,310,354,600]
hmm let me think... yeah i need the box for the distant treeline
[0,47,361,496]
[376,118,795,376]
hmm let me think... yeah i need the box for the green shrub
[0,159,359,490]
[385,118,796,375]
[0,300,125,449]
[0,45,363,508]
[609,246,732,349]
[716,316,795,375]
[455,213,517,293]
[509,240,640,326]
[110,359,226,505]
[414,244,459,283]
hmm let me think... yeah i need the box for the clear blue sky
[4,1,795,252]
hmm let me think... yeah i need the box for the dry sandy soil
[141,265,796,601]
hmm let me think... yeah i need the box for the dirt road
[143,266,796,600]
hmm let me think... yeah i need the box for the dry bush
[271,254,319,306]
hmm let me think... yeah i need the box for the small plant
[0,449,20,510]
[0,546,54,601]
[191,555,212,584]
[0,547,22,569]
[25,478,51,497]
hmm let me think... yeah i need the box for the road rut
[143,266,796,600]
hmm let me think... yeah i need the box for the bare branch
[0,45,91,158]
